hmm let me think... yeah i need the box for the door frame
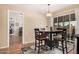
[7,10,24,47]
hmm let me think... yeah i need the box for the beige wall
[0,5,47,48]
[0,6,8,48]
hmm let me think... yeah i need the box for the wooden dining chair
[34,28,49,53]
[53,29,68,54]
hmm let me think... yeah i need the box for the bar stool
[34,29,49,53]
[53,29,68,54]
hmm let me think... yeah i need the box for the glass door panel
[59,22,63,28]
[58,16,63,28]
[54,17,58,29]
[64,22,70,28]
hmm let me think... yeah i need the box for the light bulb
[46,12,52,17]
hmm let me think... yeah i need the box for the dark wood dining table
[39,30,63,50]
[75,34,79,54]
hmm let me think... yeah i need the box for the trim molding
[0,46,9,49]
[7,10,24,47]
[23,41,34,44]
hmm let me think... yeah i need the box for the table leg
[50,33,52,50]
[62,40,65,54]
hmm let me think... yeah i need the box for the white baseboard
[23,41,34,45]
[0,45,9,49]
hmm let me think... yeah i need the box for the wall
[0,6,8,48]
[0,5,47,48]
[75,9,79,34]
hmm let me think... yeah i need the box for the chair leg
[40,40,42,46]
[44,40,48,51]
[52,40,55,50]
[35,40,36,51]
[62,40,65,54]
[38,40,40,54]
[65,40,68,54]
[21,50,24,54]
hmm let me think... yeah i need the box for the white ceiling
[24,4,73,14]
[10,4,74,14]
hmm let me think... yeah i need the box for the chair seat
[53,35,63,41]
[54,38,63,41]
[36,37,49,40]
[53,35,62,39]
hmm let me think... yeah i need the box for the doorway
[8,10,24,48]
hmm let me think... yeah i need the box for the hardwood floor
[0,42,34,54]
[0,35,75,54]
[0,44,75,54]
[0,35,34,54]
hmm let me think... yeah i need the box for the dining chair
[34,28,49,53]
[53,29,68,54]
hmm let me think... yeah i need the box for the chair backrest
[34,28,40,40]
[53,28,67,41]
[34,28,49,40]
[62,29,67,40]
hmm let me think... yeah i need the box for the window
[64,15,69,22]
[54,17,57,23]
[70,13,75,21]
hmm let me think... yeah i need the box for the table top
[75,34,79,37]
[39,30,63,33]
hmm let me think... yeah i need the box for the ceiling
[10,4,75,14]
[23,4,74,14]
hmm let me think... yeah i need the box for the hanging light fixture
[46,4,52,17]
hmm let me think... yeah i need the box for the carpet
[23,42,74,54]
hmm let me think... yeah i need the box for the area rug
[23,42,74,54]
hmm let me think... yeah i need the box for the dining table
[75,34,79,54]
[39,30,63,50]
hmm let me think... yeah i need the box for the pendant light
[46,4,52,17]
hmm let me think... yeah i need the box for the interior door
[9,10,24,46]
[12,12,23,36]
